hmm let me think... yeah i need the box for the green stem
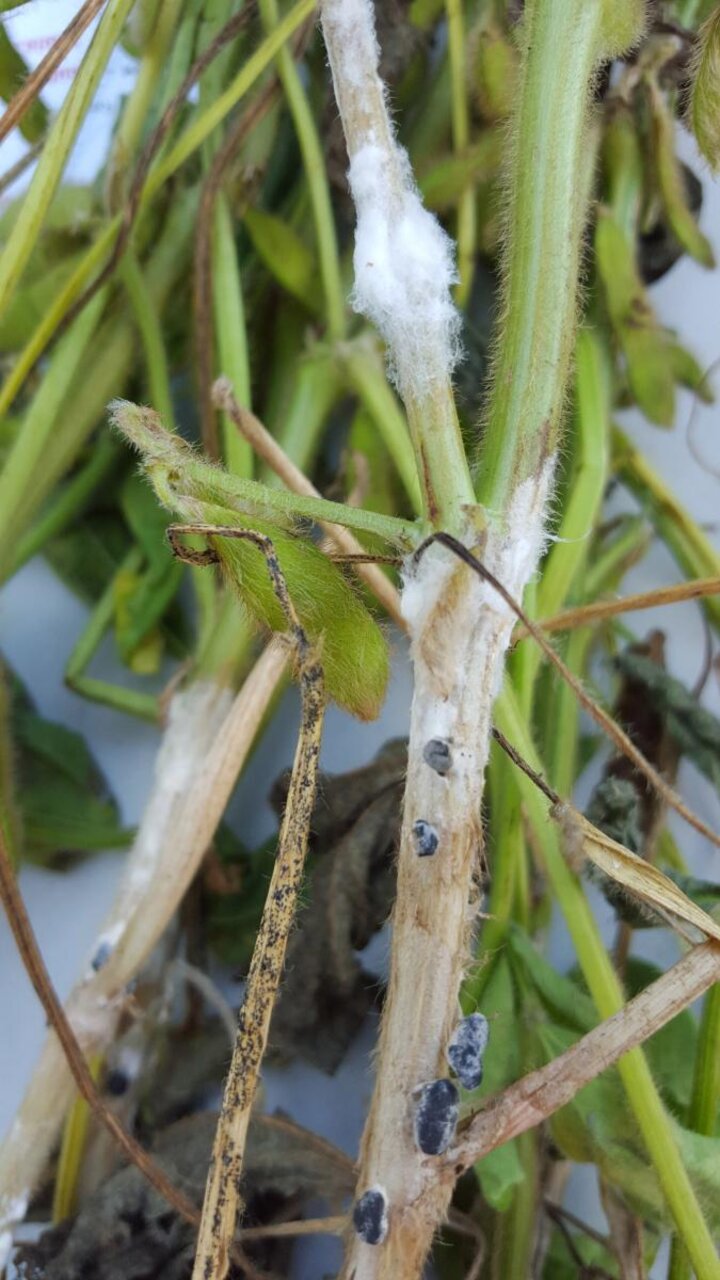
[105,0,186,209]
[668,982,720,1280]
[0,189,196,579]
[0,288,109,583]
[258,0,345,340]
[0,0,136,325]
[509,326,610,715]
[212,194,253,477]
[495,686,720,1280]
[446,0,475,307]
[65,548,160,721]
[342,341,423,514]
[476,0,640,510]
[0,0,316,418]
[120,251,175,428]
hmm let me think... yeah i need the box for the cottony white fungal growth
[413,1079,459,1156]
[353,1186,389,1245]
[321,0,461,398]
[447,1013,490,1091]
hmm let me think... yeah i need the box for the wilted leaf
[614,648,720,793]
[208,741,406,1071]
[269,740,405,1070]
[691,9,720,172]
[17,1110,353,1279]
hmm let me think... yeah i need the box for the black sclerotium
[412,819,439,857]
[413,1078,459,1155]
[90,940,112,972]
[423,737,452,775]
[353,1186,388,1245]
[447,1012,489,1090]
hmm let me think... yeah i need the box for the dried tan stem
[213,377,405,627]
[0,642,287,1240]
[341,471,552,1279]
[191,534,325,1280]
[450,942,720,1172]
[517,574,720,639]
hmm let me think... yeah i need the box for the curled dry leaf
[553,803,720,945]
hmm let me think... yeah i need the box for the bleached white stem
[320,0,474,525]
[0,642,287,1245]
[343,468,553,1280]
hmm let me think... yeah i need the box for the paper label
[0,0,138,196]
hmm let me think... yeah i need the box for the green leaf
[507,926,596,1035]
[472,956,526,1210]
[243,207,319,313]
[7,671,132,863]
[418,131,503,212]
[542,1226,620,1280]
[45,511,130,603]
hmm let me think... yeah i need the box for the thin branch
[0,0,107,146]
[517,575,720,639]
[213,378,406,628]
[416,533,720,851]
[189,529,325,1280]
[240,1215,347,1240]
[449,941,720,1172]
[0,826,200,1231]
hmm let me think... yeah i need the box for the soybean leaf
[507,925,596,1035]
[7,670,132,863]
[623,958,697,1115]
[474,956,525,1211]
[542,1226,619,1280]
[243,207,319,313]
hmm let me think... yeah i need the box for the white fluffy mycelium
[322,0,461,397]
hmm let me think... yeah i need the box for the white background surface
[0,5,719,1276]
